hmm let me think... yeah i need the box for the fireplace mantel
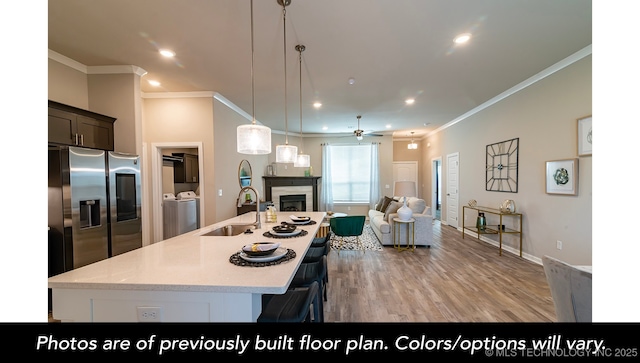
[263,176,321,211]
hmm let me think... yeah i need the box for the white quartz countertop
[48,212,325,295]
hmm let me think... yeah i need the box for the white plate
[288,219,311,225]
[240,247,287,262]
[270,229,302,237]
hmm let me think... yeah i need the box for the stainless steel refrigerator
[48,145,142,277]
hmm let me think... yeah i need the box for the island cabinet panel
[52,288,261,322]
[48,100,115,151]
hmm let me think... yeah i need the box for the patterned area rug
[330,224,384,251]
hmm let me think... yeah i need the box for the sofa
[368,196,433,247]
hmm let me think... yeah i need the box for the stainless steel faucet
[237,186,261,229]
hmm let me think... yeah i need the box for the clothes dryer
[177,191,201,228]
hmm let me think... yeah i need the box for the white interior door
[393,161,418,196]
[446,152,459,228]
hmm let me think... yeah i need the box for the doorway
[151,142,204,243]
[446,152,459,228]
[392,161,418,196]
[431,157,442,220]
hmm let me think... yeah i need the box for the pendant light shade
[237,123,271,154]
[237,0,271,155]
[293,44,310,168]
[275,0,297,163]
[294,153,310,168]
[276,144,298,163]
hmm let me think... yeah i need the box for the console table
[462,206,523,257]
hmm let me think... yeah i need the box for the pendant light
[294,44,310,168]
[275,0,298,163]
[237,0,271,155]
[408,132,418,149]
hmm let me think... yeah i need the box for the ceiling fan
[353,115,383,140]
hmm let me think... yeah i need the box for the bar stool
[290,256,327,322]
[303,231,331,301]
[257,281,320,323]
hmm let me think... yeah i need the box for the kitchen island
[48,211,324,322]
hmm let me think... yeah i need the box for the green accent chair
[329,215,366,253]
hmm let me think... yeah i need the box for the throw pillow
[379,196,395,212]
[409,198,426,214]
[384,201,403,221]
[375,196,385,211]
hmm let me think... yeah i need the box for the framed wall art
[577,115,592,156]
[486,137,519,193]
[546,158,578,195]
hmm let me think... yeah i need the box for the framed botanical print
[486,137,519,193]
[577,115,592,156]
[546,158,578,195]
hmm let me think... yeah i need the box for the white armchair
[542,255,592,322]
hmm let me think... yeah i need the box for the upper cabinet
[172,153,199,183]
[48,100,116,151]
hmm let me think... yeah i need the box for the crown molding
[48,49,86,73]
[48,49,147,77]
[429,44,592,137]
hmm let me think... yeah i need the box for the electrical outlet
[218,189,223,197]
[137,307,163,322]
[347,206,351,211]
[556,240,563,250]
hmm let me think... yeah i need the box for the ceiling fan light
[237,123,271,154]
[357,135,363,141]
[294,153,310,167]
[276,144,298,163]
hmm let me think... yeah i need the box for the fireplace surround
[263,176,321,212]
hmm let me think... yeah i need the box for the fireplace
[280,194,306,212]
[263,176,321,212]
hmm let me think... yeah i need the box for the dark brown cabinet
[48,100,115,151]
[172,153,199,183]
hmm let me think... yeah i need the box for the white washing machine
[163,193,197,239]
[177,191,200,228]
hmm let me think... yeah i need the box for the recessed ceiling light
[159,49,175,57]
[348,77,356,85]
[313,102,322,108]
[405,98,415,105]
[148,80,161,87]
[454,33,471,44]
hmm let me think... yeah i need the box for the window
[329,144,372,203]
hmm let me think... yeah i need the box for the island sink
[201,224,255,237]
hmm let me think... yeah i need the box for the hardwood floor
[323,220,556,322]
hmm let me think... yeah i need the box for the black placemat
[229,248,296,267]
[262,230,309,239]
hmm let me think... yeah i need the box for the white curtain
[320,143,334,211]
[369,142,381,209]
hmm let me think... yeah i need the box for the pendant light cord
[282,5,289,145]
[250,0,256,125]
[298,44,304,153]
